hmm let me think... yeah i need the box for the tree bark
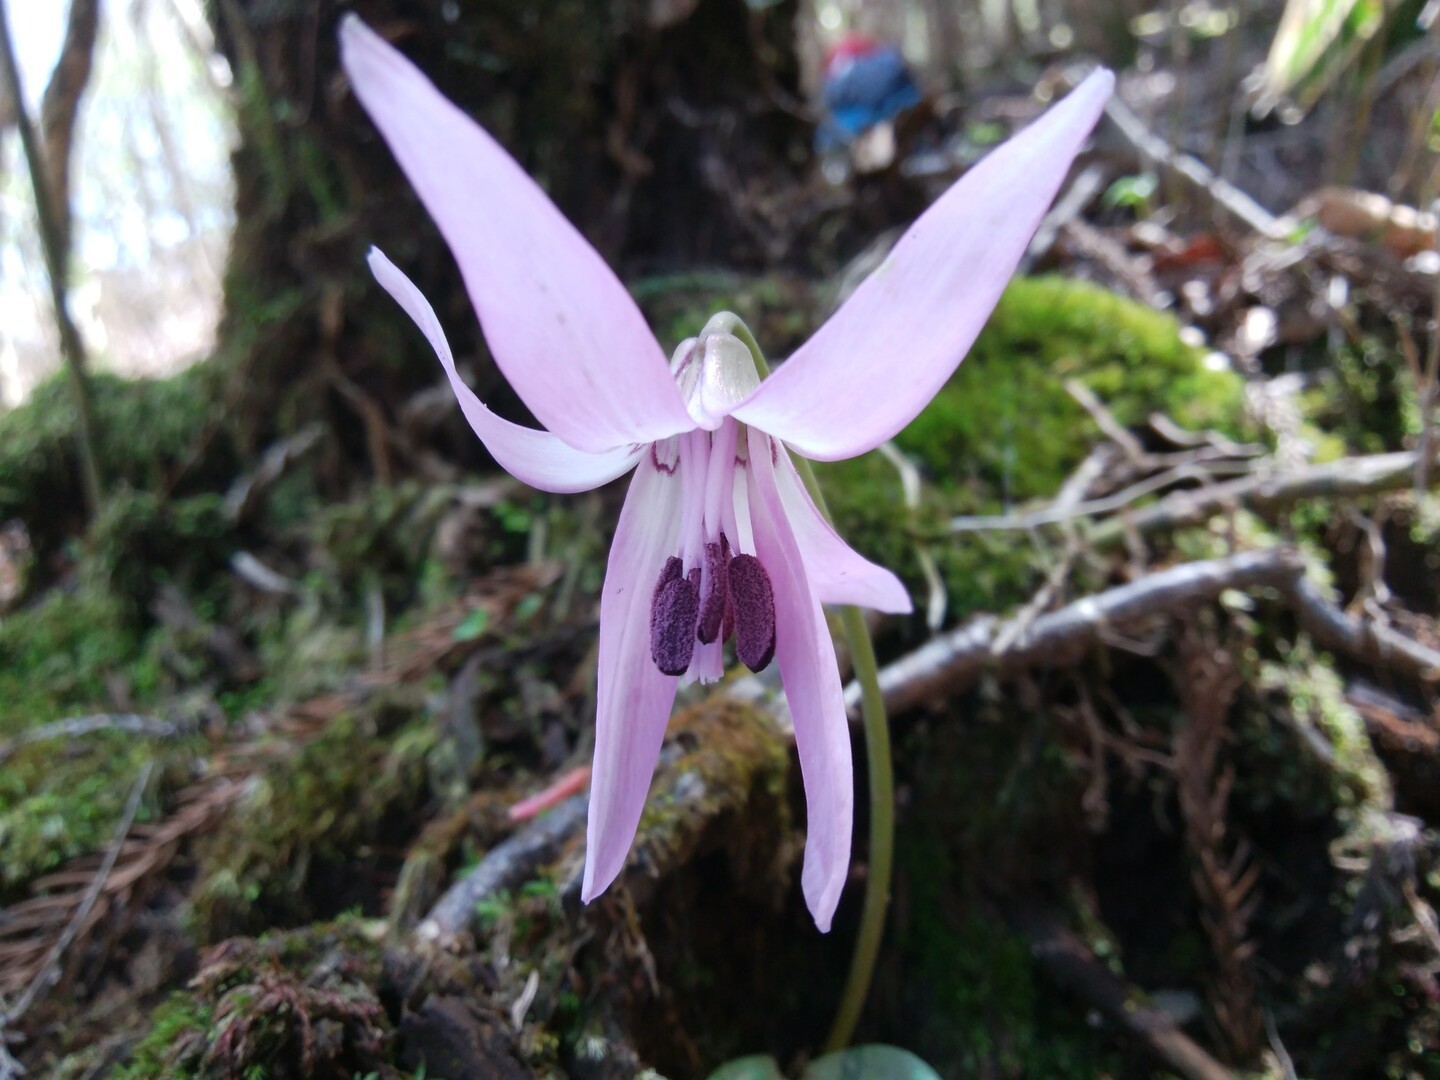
[39,0,100,260]
[207,0,809,461]
[0,0,101,515]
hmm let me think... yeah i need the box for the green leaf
[1101,172,1157,212]
[453,608,489,641]
[707,1056,785,1080]
[803,1045,943,1080]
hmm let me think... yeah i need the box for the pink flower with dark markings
[340,15,1111,931]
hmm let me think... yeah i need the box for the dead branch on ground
[1013,904,1237,1080]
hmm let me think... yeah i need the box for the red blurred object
[508,765,592,821]
[823,31,881,75]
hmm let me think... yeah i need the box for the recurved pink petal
[341,16,694,453]
[774,447,911,614]
[746,428,853,931]
[369,248,644,493]
[732,68,1114,461]
[582,447,684,902]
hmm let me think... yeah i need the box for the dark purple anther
[650,556,699,676]
[728,554,776,672]
[696,535,731,644]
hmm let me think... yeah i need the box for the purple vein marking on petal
[652,439,680,475]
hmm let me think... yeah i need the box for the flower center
[648,325,776,680]
[649,531,776,677]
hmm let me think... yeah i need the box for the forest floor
[2,16,1440,1080]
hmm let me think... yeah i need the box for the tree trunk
[208,0,810,468]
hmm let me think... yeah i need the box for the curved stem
[725,313,894,1050]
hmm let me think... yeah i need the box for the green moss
[190,697,436,940]
[110,994,213,1080]
[111,920,389,1080]
[0,731,183,898]
[901,275,1245,500]
[635,698,791,878]
[0,364,233,551]
[1241,645,1390,816]
[1298,333,1415,456]
[897,833,1120,1078]
[0,588,144,730]
[86,490,234,619]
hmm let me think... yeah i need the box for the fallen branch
[951,450,1421,540]
[856,548,1306,717]
[414,792,588,948]
[413,693,790,952]
[1104,93,1280,238]
[1013,904,1237,1080]
[0,714,189,766]
[1287,576,1440,681]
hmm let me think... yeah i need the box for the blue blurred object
[817,35,922,151]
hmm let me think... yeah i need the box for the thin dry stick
[1103,93,1281,237]
[950,458,1255,533]
[1016,905,1237,1080]
[0,714,184,765]
[1086,450,1424,548]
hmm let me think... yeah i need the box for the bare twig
[0,714,188,765]
[1086,450,1426,548]
[1148,413,1266,459]
[1026,162,1106,265]
[222,422,325,523]
[951,458,1255,534]
[1104,93,1281,238]
[229,551,300,596]
[1066,379,1149,465]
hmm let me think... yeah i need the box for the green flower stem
[721,312,893,1051]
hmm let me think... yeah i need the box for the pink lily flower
[340,15,1112,931]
